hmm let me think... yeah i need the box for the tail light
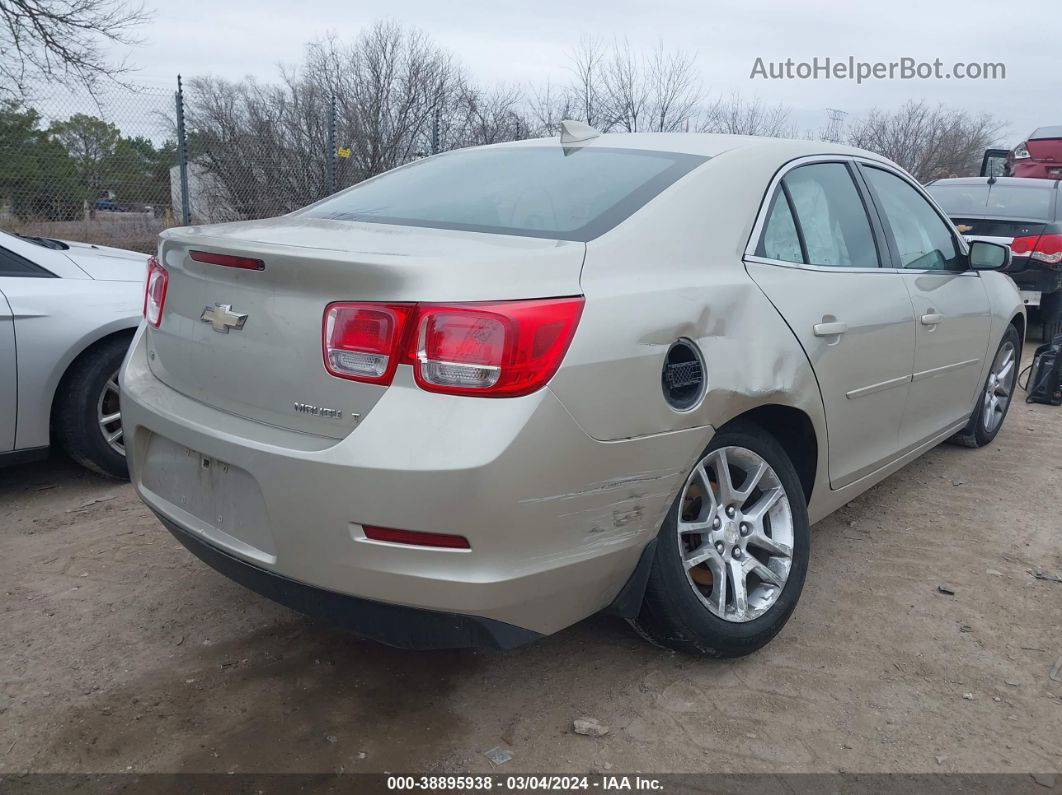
[143,256,168,327]
[1013,142,1030,159]
[411,298,584,397]
[1011,234,1062,266]
[321,296,584,396]
[323,303,415,384]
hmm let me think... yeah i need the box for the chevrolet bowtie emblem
[200,303,248,333]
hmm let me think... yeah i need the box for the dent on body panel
[518,466,684,553]
[637,280,810,390]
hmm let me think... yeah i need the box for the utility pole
[326,94,337,195]
[175,75,192,225]
[824,108,847,144]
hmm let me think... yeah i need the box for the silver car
[1,230,144,478]
[120,127,1024,656]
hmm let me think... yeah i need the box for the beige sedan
[120,123,1024,656]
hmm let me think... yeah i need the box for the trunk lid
[951,217,1047,242]
[1027,135,1062,163]
[149,217,584,438]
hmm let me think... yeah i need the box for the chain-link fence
[1,82,179,253]
[0,78,370,253]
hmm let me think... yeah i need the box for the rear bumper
[1010,161,1062,179]
[158,511,541,649]
[120,326,709,639]
[1010,265,1062,296]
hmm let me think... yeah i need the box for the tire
[950,324,1021,449]
[634,423,811,658]
[1042,293,1062,343]
[53,336,131,480]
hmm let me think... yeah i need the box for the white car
[0,230,145,478]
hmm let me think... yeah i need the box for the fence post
[326,94,337,196]
[175,75,192,225]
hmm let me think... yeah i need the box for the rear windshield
[926,183,1055,220]
[1031,126,1062,139]
[300,146,707,241]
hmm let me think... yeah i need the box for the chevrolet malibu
[120,125,1024,657]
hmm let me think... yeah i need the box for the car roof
[489,131,893,168]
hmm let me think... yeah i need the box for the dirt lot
[2,350,1061,778]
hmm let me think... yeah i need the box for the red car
[1008,126,1062,179]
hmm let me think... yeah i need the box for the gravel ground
[1,350,1061,777]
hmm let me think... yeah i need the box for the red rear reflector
[362,525,471,549]
[143,256,168,328]
[190,250,265,270]
[323,302,415,384]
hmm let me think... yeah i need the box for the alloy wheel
[983,340,1016,434]
[677,446,794,622]
[97,371,124,456]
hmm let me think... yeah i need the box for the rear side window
[756,191,804,263]
[0,246,53,277]
[926,183,1054,220]
[864,167,962,271]
[781,163,880,268]
[301,146,707,242]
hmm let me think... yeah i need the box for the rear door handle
[921,313,944,325]
[813,321,848,337]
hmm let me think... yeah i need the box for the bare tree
[305,22,462,180]
[527,79,574,137]
[564,38,702,133]
[568,35,607,130]
[0,0,150,100]
[845,100,1004,181]
[700,92,794,137]
[451,82,529,146]
[645,43,702,133]
[599,39,645,132]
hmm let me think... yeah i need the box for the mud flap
[605,538,658,619]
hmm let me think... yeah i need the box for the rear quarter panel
[548,147,830,507]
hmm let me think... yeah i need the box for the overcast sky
[97,0,1058,143]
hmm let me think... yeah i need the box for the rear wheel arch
[716,404,818,505]
[1010,312,1026,345]
[49,328,136,428]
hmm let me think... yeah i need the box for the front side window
[300,146,707,242]
[864,167,962,271]
[782,163,880,268]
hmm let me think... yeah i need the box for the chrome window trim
[743,154,978,277]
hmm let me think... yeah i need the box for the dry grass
[4,213,174,254]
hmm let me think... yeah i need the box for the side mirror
[969,240,1011,271]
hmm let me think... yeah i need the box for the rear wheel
[951,324,1020,449]
[634,424,810,657]
[54,336,131,480]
